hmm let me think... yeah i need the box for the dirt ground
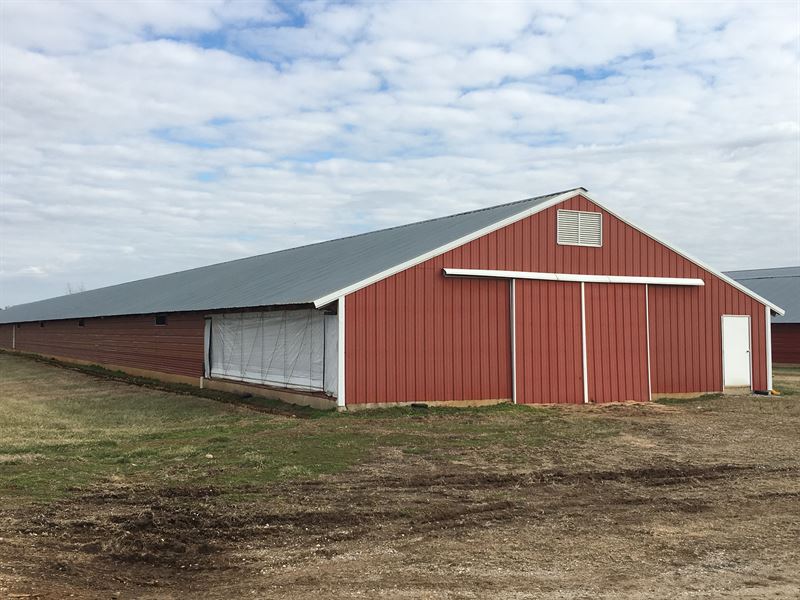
[1,358,799,599]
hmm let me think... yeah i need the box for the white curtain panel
[210,309,330,392]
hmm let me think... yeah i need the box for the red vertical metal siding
[585,283,649,402]
[345,194,771,404]
[515,280,583,404]
[345,266,511,404]
[648,280,767,393]
[0,324,13,349]
[3,313,205,377]
[772,324,800,364]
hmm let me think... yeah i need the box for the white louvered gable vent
[557,210,602,247]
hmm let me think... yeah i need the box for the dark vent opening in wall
[39,321,45,327]
[78,319,85,327]
[155,314,168,326]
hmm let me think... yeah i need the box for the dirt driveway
[1,355,798,599]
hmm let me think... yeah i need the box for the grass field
[1,352,799,599]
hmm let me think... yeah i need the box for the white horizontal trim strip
[442,268,705,287]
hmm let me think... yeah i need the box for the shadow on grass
[2,349,327,419]
[2,350,578,421]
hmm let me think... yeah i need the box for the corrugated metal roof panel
[0,189,577,324]
[725,267,800,323]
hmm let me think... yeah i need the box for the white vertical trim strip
[645,284,652,402]
[12,325,15,350]
[337,296,346,408]
[580,282,589,404]
[765,306,773,392]
[203,318,211,378]
[748,315,753,392]
[510,279,517,404]
[720,315,726,390]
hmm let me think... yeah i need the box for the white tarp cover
[210,309,331,392]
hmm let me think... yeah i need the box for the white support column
[337,296,346,409]
[12,325,15,350]
[510,279,517,404]
[645,284,652,401]
[765,305,773,392]
[580,282,589,404]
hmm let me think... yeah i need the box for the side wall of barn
[0,324,13,349]
[0,313,206,379]
[773,324,800,364]
[345,194,770,405]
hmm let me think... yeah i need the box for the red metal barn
[726,267,800,366]
[0,189,785,409]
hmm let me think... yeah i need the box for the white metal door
[722,315,751,388]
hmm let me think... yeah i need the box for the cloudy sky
[1,0,798,307]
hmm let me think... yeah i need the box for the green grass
[0,353,622,503]
[8,351,329,418]
[654,393,724,406]
[771,365,800,397]
[0,356,364,500]
[654,366,800,404]
[3,352,797,504]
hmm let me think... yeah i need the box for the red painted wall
[648,282,767,393]
[0,324,13,349]
[773,324,800,364]
[585,283,650,403]
[0,314,205,377]
[345,194,771,404]
[345,272,511,405]
[515,280,583,404]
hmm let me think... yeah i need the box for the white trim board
[580,282,589,404]
[337,296,346,408]
[765,305,773,391]
[510,279,517,405]
[645,284,652,402]
[313,189,584,307]
[312,190,784,316]
[443,268,705,287]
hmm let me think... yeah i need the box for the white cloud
[0,0,798,307]
[0,0,283,53]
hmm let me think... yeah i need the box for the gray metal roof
[725,267,800,324]
[0,189,578,324]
